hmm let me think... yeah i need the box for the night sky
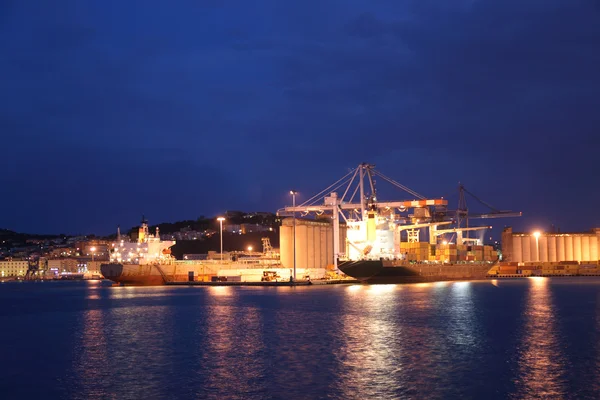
[1,1,599,236]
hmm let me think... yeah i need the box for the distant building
[240,223,271,234]
[244,212,275,218]
[223,224,241,233]
[47,259,78,273]
[0,260,28,277]
[75,259,103,274]
[47,247,76,258]
[76,242,110,261]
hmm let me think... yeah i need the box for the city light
[533,231,541,238]
[217,217,225,261]
[247,246,253,252]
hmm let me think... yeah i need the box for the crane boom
[433,226,492,236]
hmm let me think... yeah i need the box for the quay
[165,279,359,287]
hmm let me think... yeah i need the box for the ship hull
[100,263,182,285]
[338,259,495,284]
[101,262,326,286]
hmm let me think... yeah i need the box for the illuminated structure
[277,163,520,283]
[100,218,329,285]
[0,260,28,277]
[502,227,600,263]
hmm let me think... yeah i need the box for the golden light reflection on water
[208,285,231,297]
[367,284,397,294]
[346,284,363,293]
[413,282,433,288]
[202,288,265,397]
[513,277,566,398]
[337,285,407,398]
[108,287,174,299]
[448,281,476,347]
[73,308,108,399]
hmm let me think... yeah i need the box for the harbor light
[290,190,298,281]
[217,217,225,262]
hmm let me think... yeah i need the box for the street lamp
[533,231,541,262]
[290,190,298,281]
[90,246,96,262]
[217,217,225,262]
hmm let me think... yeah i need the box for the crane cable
[371,170,426,200]
[298,168,356,207]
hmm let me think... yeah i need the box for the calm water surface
[1,278,600,399]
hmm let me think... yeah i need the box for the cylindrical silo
[320,226,328,268]
[573,236,582,261]
[296,224,308,270]
[280,224,292,269]
[590,236,599,261]
[565,236,574,260]
[306,224,315,269]
[326,224,334,266]
[513,236,523,263]
[522,236,531,262]
[582,236,590,261]
[531,236,538,262]
[547,236,557,262]
[314,226,322,268]
[539,236,548,262]
[557,236,565,261]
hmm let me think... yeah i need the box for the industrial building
[502,227,600,263]
[279,218,346,270]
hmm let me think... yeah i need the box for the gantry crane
[277,163,521,268]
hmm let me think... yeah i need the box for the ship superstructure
[109,217,175,265]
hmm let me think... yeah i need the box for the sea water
[1,278,599,399]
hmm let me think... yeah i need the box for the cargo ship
[101,219,326,285]
[279,163,516,284]
[338,259,496,284]
[335,212,499,283]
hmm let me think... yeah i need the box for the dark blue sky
[1,1,599,236]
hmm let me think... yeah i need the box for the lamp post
[290,190,297,281]
[533,231,541,262]
[90,246,96,262]
[217,217,225,262]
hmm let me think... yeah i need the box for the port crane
[278,163,521,268]
[444,183,522,244]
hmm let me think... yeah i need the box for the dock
[165,279,359,287]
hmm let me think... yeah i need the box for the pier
[165,279,359,287]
